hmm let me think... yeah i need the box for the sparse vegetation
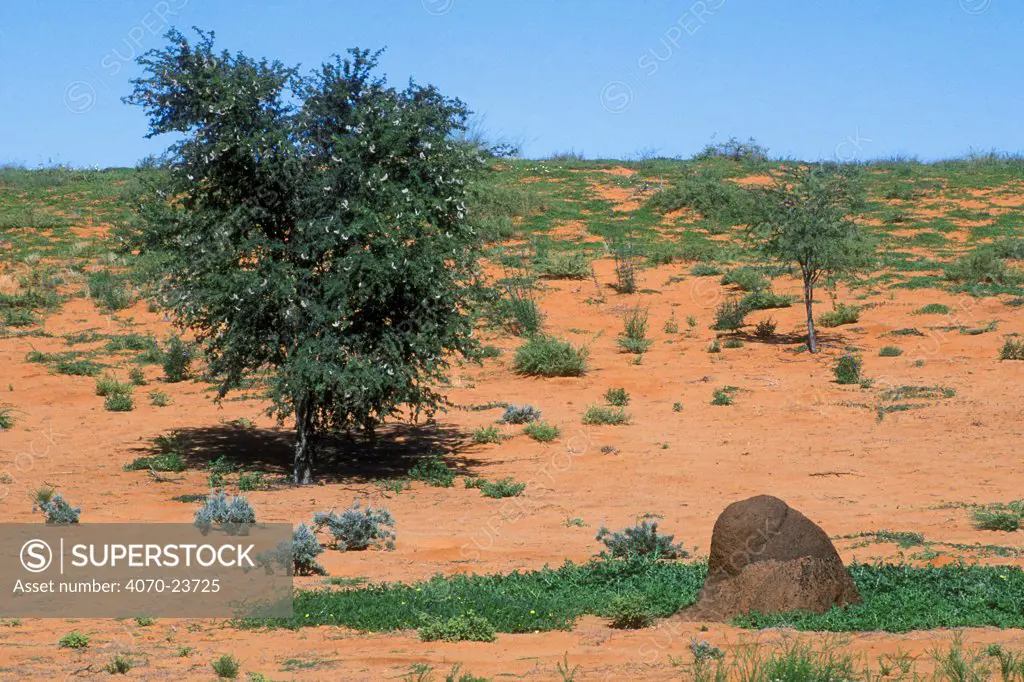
[523,421,559,442]
[595,520,686,560]
[313,500,396,551]
[58,632,89,649]
[879,346,903,357]
[512,336,588,377]
[617,307,653,354]
[472,425,507,444]
[818,303,861,328]
[833,354,863,385]
[1001,337,1024,361]
[211,654,241,679]
[582,405,630,425]
[407,456,456,487]
[603,387,630,406]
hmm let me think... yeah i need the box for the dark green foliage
[418,611,495,642]
[711,387,735,405]
[833,354,863,385]
[879,346,903,357]
[1001,337,1024,360]
[754,318,777,339]
[126,30,481,484]
[104,391,134,412]
[817,303,861,328]
[913,303,951,315]
[944,246,1021,285]
[478,477,526,499]
[237,472,266,491]
[617,307,652,354]
[211,654,240,679]
[603,387,630,407]
[161,335,191,383]
[407,456,455,487]
[595,521,685,560]
[646,169,755,226]
[722,338,743,349]
[0,407,13,430]
[313,500,395,551]
[512,336,588,377]
[694,136,769,163]
[55,357,102,376]
[741,289,793,310]
[749,164,875,352]
[691,262,723,277]
[124,451,186,472]
[973,509,1021,532]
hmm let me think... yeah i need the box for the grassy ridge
[244,560,1024,634]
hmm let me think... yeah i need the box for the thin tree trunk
[804,277,818,353]
[293,399,315,485]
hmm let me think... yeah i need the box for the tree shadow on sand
[127,421,488,485]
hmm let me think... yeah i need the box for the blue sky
[1,0,1020,167]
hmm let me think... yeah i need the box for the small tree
[749,165,874,353]
[125,29,480,483]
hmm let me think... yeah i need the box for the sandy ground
[1,170,1023,679]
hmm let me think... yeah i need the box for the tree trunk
[293,399,315,485]
[804,278,818,353]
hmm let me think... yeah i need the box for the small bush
[128,366,147,386]
[617,307,653,354]
[595,520,686,560]
[833,354,863,385]
[237,472,266,491]
[0,407,13,430]
[606,593,655,629]
[1000,337,1024,361]
[104,655,133,674]
[663,314,679,334]
[721,267,767,292]
[162,335,192,382]
[712,299,747,331]
[211,654,240,679]
[537,251,590,279]
[313,500,396,551]
[603,387,630,406]
[149,391,171,406]
[104,391,134,412]
[754,318,777,339]
[495,292,543,337]
[973,509,1020,532]
[690,639,726,662]
[523,421,559,442]
[722,338,743,349]
[672,402,683,412]
[498,404,541,424]
[710,387,735,406]
[36,493,81,524]
[691,262,723,277]
[55,357,102,376]
[478,477,526,499]
[707,340,721,353]
[512,336,588,377]
[472,426,506,444]
[87,270,134,311]
[124,451,186,472]
[879,346,903,357]
[408,456,455,487]
[944,247,1019,285]
[818,303,861,328]
[419,611,495,643]
[612,246,638,294]
[582,405,629,425]
[59,631,89,649]
[194,491,256,529]
[914,303,951,315]
[741,289,793,310]
[291,523,326,575]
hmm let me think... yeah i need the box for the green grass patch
[512,336,588,377]
[913,303,951,315]
[581,405,630,425]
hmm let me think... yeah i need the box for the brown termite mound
[681,494,861,621]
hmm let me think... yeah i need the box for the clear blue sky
[1,0,1020,168]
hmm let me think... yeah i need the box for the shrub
[291,523,326,575]
[55,357,101,376]
[690,639,726,662]
[721,267,767,292]
[695,136,769,163]
[128,366,147,386]
[124,451,186,472]
[672,402,683,412]
[96,373,127,397]
[818,303,861,328]
[479,477,526,499]
[498,404,541,424]
[1000,337,1024,361]
[712,299,747,331]
[237,472,266,491]
[833,354,863,384]
[149,391,171,407]
[211,654,240,679]
[419,611,495,642]
[104,391,134,412]
[754,318,777,339]
[691,262,722,277]
[87,270,134,311]
[512,336,588,377]
[711,387,735,406]
[0,407,13,430]
[194,491,256,529]
[36,494,81,524]
[879,346,903,357]
[722,338,743,349]
[407,456,455,487]
[104,655,133,674]
[537,251,590,279]
[707,340,721,353]
[973,509,1020,532]
[582,405,629,425]
[914,303,951,315]
[494,292,543,337]
[595,520,686,559]
[944,247,1019,285]
[58,631,89,649]
[606,593,655,629]
[162,335,191,383]
[472,426,506,444]
[617,307,653,354]
[313,500,396,551]
[741,289,793,310]
[603,387,630,406]
[612,245,638,294]
[523,421,559,442]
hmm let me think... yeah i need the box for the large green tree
[750,164,875,353]
[126,29,481,483]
